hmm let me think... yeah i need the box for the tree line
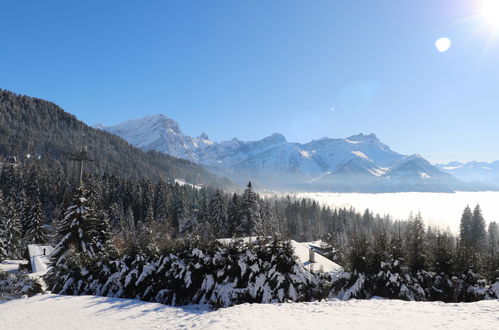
[0,161,497,290]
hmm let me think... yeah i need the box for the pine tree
[0,192,8,261]
[471,205,487,250]
[154,179,170,223]
[260,200,280,237]
[484,221,499,281]
[193,191,209,237]
[468,205,487,272]
[457,206,474,272]
[108,202,125,229]
[52,186,99,266]
[347,228,370,273]
[238,182,262,236]
[19,189,31,237]
[24,198,48,245]
[431,230,454,275]
[120,205,137,246]
[168,184,184,235]
[94,210,111,252]
[0,237,6,261]
[0,193,23,258]
[407,213,426,272]
[227,193,240,236]
[460,205,473,247]
[370,228,389,273]
[207,189,228,238]
[390,225,405,272]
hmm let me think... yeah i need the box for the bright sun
[479,0,499,28]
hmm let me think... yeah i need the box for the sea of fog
[296,191,499,233]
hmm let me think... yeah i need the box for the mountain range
[436,161,499,184]
[99,114,498,192]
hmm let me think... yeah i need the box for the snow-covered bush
[326,263,499,302]
[0,272,43,300]
[46,239,322,309]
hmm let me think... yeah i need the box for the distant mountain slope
[102,114,473,193]
[436,161,499,185]
[0,90,231,187]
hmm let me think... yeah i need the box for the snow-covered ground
[0,260,25,274]
[27,244,54,273]
[298,191,499,233]
[1,295,497,330]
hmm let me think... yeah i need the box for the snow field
[1,294,497,330]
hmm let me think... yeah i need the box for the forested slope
[0,89,231,187]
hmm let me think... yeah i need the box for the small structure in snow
[290,240,343,274]
[25,244,54,274]
[309,249,316,263]
[217,237,342,274]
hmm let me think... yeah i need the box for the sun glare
[478,0,499,28]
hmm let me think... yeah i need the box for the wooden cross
[68,146,93,186]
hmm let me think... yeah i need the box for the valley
[296,191,499,233]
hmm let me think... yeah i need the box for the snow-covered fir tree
[471,205,487,251]
[406,213,426,272]
[107,202,124,229]
[153,179,170,223]
[52,186,100,266]
[24,197,48,245]
[0,192,23,258]
[484,221,499,281]
[238,182,262,236]
[457,205,487,272]
[430,230,454,275]
[207,189,228,238]
[260,199,280,237]
[168,184,185,235]
[226,193,240,236]
[460,205,473,246]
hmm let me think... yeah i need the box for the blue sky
[1,0,498,163]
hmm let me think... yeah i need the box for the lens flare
[435,37,452,52]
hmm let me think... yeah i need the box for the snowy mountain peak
[198,132,210,140]
[108,114,182,135]
[346,133,379,142]
[262,133,287,144]
[103,114,204,162]
[146,114,181,133]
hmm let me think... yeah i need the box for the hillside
[0,89,230,187]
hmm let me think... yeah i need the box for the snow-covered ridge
[99,115,400,175]
[436,160,499,184]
